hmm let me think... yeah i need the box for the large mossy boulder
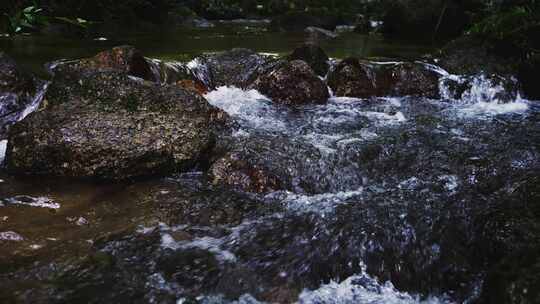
[6,62,229,180]
[288,44,330,77]
[0,52,44,139]
[328,58,441,98]
[250,60,329,105]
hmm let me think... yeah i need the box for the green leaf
[20,19,34,28]
[23,6,35,13]
[24,13,35,23]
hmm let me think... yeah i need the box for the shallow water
[1,31,539,303]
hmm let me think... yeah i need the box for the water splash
[188,58,213,88]
[1,196,60,209]
[298,273,452,304]
[0,139,6,164]
[0,231,24,242]
[432,67,529,115]
[19,82,49,120]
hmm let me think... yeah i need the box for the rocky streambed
[0,44,539,304]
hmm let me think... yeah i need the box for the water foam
[161,233,237,263]
[2,196,60,209]
[271,188,364,215]
[0,140,6,164]
[298,273,451,304]
[205,86,287,132]
[0,231,24,241]
[176,272,452,304]
[459,99,529,116]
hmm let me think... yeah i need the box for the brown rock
[250,60,329,105]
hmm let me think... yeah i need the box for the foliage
[469,3,540,54]
[4,2,47,34]
[380,0,487,41]
[2,1,92,35]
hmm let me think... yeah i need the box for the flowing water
[1,27,539,304]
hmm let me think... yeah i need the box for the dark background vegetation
[1,1,538,81]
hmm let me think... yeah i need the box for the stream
[1,28,539,304]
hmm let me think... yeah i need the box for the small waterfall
[421,62,523,104]
[0,139,6,164]
[0,81,49,164]
[19,82,49,120]
[187,58,213,88]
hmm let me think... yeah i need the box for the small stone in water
[76,217,89,226]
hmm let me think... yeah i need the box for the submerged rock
[250,60,329,105]
[328,58,441,98]
[0,53,44,139]
[270,12,340,32]
[287,44,330,77]
[6,63,228,180]
[305,26,338,41]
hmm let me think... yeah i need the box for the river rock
[250,60,329,105]
[327,57,377,98]
[382,62,441,98]
[209,152,283,193]
[197,48,280,89]
[328,58,440,98]
[0,52,44,139]
[6,63,228,180]
[74,45,158,82]
[287,44,329,77]
[52,46,202,87]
